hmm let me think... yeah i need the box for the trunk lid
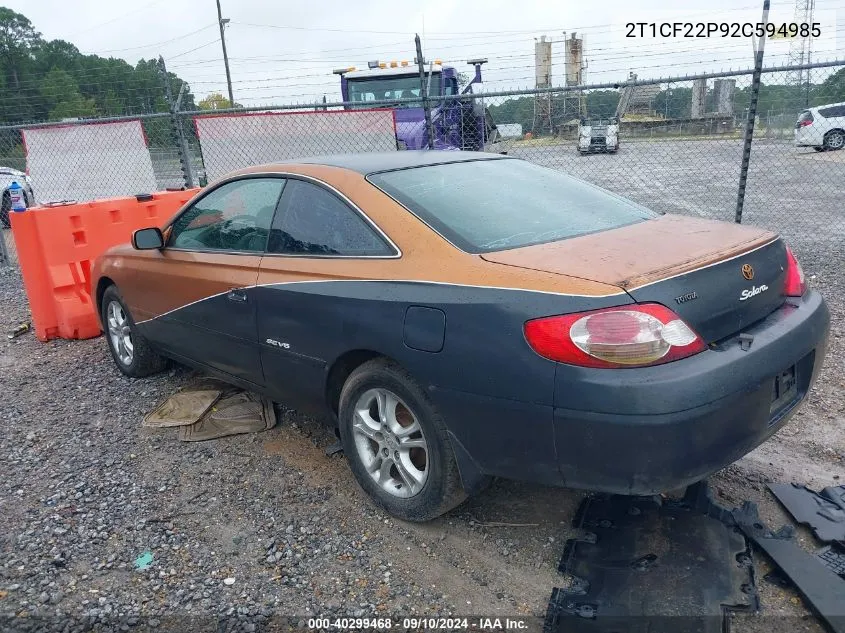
[481,214,787,342]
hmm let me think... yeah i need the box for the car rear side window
[368,159,657,253]
[268,179,394,257]
[818,105,845,118]
[168,177,285,252]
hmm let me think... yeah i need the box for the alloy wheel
[351,388,429,498]
[106,301,134,366]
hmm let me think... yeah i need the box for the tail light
[784,246,806,297]
[798,119,813,127]
[524,304,706,369]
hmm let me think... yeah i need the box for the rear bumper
[795,128,823,146]
[435,291,829,494]
[579,139,616,152]
[553,290,829,494]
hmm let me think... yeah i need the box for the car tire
[338,358,467,522]
[823,129,845,151]
[1,192,9,229]
[100,285,168,378]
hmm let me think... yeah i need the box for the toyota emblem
[741,264,754,280]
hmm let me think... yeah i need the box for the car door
[131,175,287,386]
[255,177,400,411]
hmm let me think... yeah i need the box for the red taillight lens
[798,119,813,127]
[784,246,806,297]
[524,304,706,369]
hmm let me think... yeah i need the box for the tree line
[0,7,197,124]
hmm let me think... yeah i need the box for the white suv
[794,102,845,151]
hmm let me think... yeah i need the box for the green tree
[49,93,97,119]
[0,7,41,89]
[0,8,196,123]
[814,67,845,106]
[583,90,621,118]
[40,67,96,119]
[198,91,241,110]
[40,67,78,105]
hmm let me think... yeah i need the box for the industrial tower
[563,33,586,122]
[532,36,553,135]
[788,0,815,108]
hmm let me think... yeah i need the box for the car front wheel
[101,285,168,377]
[338,359,467,521]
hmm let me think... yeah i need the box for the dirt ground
[1,264,843,633]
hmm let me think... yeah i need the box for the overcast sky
[9,0,844,106]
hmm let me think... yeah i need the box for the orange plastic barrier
[10,189,199,341]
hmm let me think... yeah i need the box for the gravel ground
[0,259,842,633]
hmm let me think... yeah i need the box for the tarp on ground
[194,109,397,183]
[23,120,158,203]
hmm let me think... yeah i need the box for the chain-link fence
[2,60,844,273]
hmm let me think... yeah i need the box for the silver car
[0,167,35,228]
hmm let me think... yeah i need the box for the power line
[68,0,167,37]
[81,24,217,55]
[168,39,222,60]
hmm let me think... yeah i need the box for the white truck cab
[578,117,620,154]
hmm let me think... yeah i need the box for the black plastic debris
[324,441,344,457]
[763,569,793,588]
[819,543,845,579]
[768,483,845,543]
[733,501,845,633]
[545,491,757,633]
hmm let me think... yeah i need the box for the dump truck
[334,58,498,151]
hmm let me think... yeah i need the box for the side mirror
[132,227,164,250]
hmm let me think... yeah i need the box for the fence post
[415,34,435,150]
[734,0,770,224]
[158,56,195,189]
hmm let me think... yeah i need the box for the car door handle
[227,288,248,303]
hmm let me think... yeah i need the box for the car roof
[810,101,845,112]
[276,151,511,175]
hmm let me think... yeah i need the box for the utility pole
[216,0,234,106]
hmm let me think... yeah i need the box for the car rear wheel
[823,129,845,150]
[338,358,467,521]
[101,285,168,378]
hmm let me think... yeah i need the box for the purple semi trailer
[333,58,499,151]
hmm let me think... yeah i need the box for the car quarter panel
[254,276,631,483]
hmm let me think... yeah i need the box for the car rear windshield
[367,158,657,253]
